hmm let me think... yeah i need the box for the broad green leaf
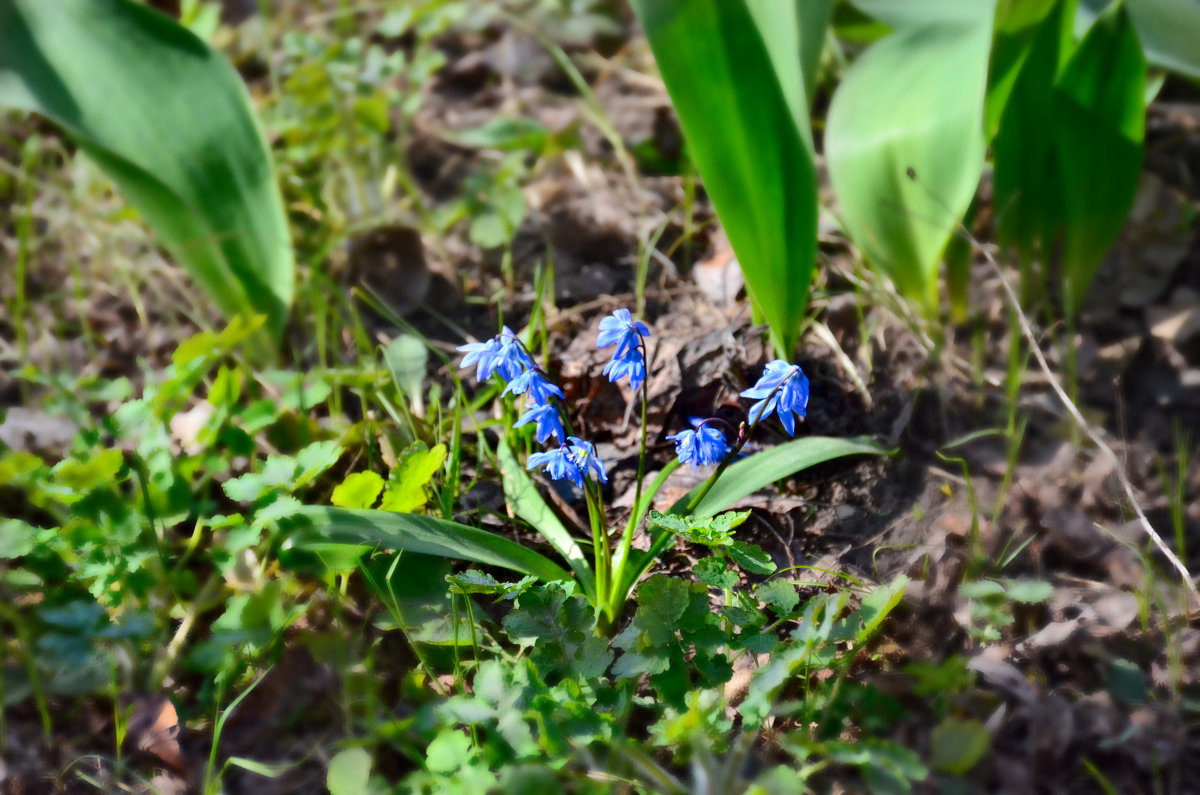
[826,7,994,313]
[851,0,993,27]
[985,0,1064,141]
[496,440,594,600]
[1078,0,1200,80]
[631,0,818,356]
[992,0,1076,265]
[284,506,572,584]
[617,436,890,606]
[757,579,800,615]
[1055,0,1146,314]
[677,435,892,519]
[0,0,293,348]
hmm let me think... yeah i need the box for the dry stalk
[974,240,1200,610]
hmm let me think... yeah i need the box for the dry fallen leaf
[127,694,187,775]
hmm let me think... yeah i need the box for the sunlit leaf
[631,0,819,356]
[826,7,994,313]
[284,506,573,584]
[0,0,294,350]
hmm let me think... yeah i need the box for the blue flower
[527,437,607,487]
[502,367,564,405]
[602,352,646,391]
[457,326,533,383]
[667,419,728,469]
[740,360,810,436]
[597,308,649,358]
[514,401,565,444]
[565,436,608,484]
[527,446,583,488]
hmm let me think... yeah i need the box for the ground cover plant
[3,0,1200,793]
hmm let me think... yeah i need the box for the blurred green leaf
[327,748,372,795]
[444,116,550,153]
[1055,0,1145,314]
[0,0,294,349]
[992,0,1075,266]
[330,471,385,510]
[0,519,36,559]
[826,6,994,313]
[631,0,819,356]
[931,720,988,773]
[1078,0,1200,80]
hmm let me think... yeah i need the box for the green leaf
[443,116,550,152]
[294,441,342,489]
[695,557,739,590]
[631,0,818,355]
[992,0,1075,264]
[676,436,892,520]
[327,748,372,795]
[929,717,990,776]
[757,579,800,615]
[0,519,36,559]
[497,440,594,600]
[283,506,572,584]
[858,575,908,642]
[826,6,994,312]
[1003,578,1054,604]
[1078,0,1200,80]
[0,0,293,348]
[1054,0,1146,314]
[380,443,446,513]
[330,471,385,510]
[383,335,428,404]
[729,542,777,576]
[634,574,691,646]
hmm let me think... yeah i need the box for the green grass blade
[674,435,893,519]
[285,506,573,584]
[496,440,595,600]
[826,8,994,314]
[1055,0,1146,314]
[0,0,294,346]
[612,435,890,605]
[631,0,818,356]
[1078,0,1200,80]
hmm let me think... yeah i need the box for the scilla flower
[740,360,810,435]
[503,367,564,405]
[527,437,608,487]
[597,308,650,357]
[602,352,646,392]
[597,308,649,390]
[514,401,565,444]
[667,419,728,469]
[457,326,533,383]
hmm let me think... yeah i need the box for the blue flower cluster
[460,317,811,484]
[459,321,622,488]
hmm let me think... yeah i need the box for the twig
[975,240,1200,609]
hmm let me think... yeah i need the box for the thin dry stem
[977,241,1200,609]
